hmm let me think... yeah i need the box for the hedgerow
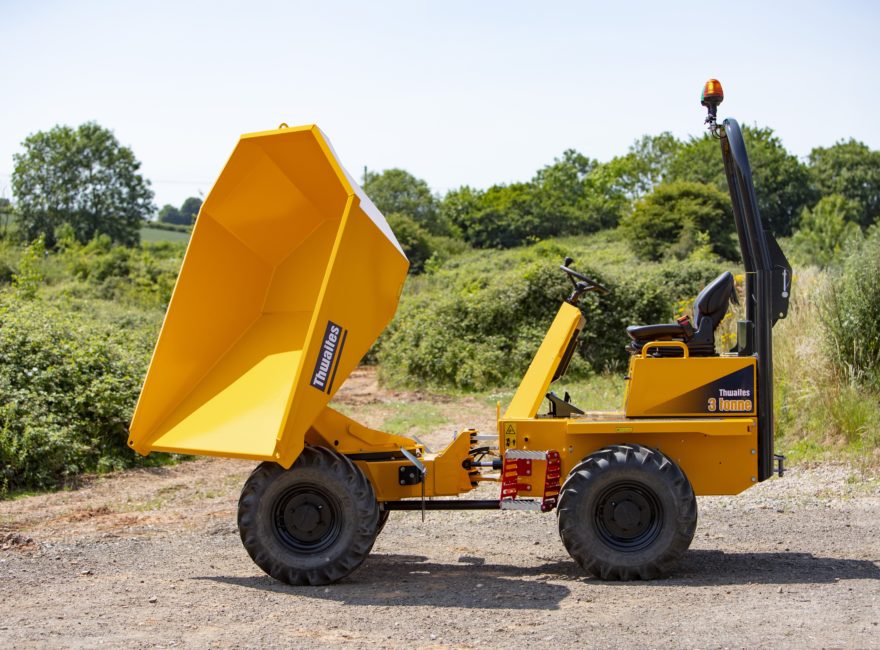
[378,237,725,389]
[0,294,166,495]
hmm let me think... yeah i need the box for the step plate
[499,499,542,511]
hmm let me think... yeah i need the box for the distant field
[140,226,190,243]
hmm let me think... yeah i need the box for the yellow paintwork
[494,302,761,496]
[505,302,584,419]
[128,125,408,467]
[498,416,757,496]
[355,431,475,501]
[305,406,421,456]
[624,354,757,418]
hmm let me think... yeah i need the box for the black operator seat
[626,271,735,357]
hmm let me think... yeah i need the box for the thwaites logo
[707,388,753,413]
[310,320,347,394]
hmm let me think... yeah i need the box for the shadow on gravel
[529,551,880,586]
[672,550,880,585]
[198,550,879,606]
[536,550,880,587]
[199,554,570,609]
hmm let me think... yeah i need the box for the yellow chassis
[310,302,759,502]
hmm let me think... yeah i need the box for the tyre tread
[237,446,379,586]
[557,443,697,581]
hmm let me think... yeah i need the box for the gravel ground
[1,372,878,649]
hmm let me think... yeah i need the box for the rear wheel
[238,447,380,585]
[557,444,697,580]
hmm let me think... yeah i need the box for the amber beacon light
[701,78,724,131]
[701,79,724,108]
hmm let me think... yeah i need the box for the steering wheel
[560,257,609,303]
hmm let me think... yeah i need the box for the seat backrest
[693,271,735,331]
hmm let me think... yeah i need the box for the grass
[379,403,449,440]
[482,373,626,413]
[773,268,880,466]
[139,226,190,243]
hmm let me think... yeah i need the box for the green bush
[619,181,737,262]
[377,238,724,390]
[386,213,434,273]
[60,236,182,308]
[146,220,191,233]
[773,268,880,461]
[791,195,862,268]
[0,295,163,495]
[821,228,880,389]
[0,260,13,286]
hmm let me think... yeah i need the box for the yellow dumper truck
[129,80,791,585]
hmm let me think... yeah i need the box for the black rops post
[702,79,792,481]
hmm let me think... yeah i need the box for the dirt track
[1,372,879,649]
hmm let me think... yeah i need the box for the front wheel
[238,447,380,585]
[557,444,697,580]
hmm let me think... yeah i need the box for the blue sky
[1,0,878,209]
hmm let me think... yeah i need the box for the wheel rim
[594,481,663,552]
[272,484,342,553]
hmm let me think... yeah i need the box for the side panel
[276,201,409,467]
[500,417,758,496]
[625,356,757,418]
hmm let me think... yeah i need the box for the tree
[385,212,434,273]
[0,198,13,239]
[442,150,631,249]
[158,204,184,225]
[531,150,591,236]
[578,161,634,231]
[447,182,544,249]
[791,195,862,268]
[439,185,482,237]
[363,168,448,235]
[809,139,880,228]
[606,132,682,200]
[157,196,201,226]
[179,196,203,224]
[619,181,737,261]
[12,122,154,247]
[531,149,619,234]
[667,125,814,236]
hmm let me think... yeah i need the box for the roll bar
[718,118,792,481]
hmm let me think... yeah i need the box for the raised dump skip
[128,125,409,468]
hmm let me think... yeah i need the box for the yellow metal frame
[494,303,759,497]
[336,300,760,502]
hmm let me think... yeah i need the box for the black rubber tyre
[557,444,697,580]
[376,509,390,536]
[237,446,380,586]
